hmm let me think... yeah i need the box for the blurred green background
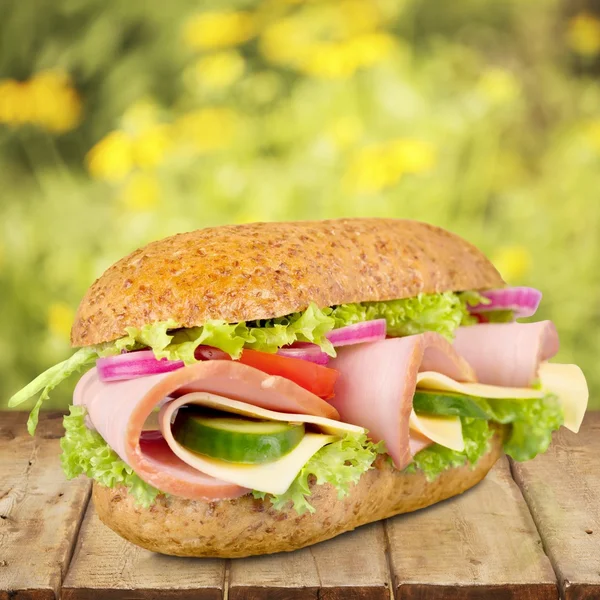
[1,0,598,410]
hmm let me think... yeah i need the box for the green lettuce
[60,405,159,507]
[327,291,478,340]
[476,395,563,461]
[8,347,98,435]
[252,433,386,515]
[404,417,493,481]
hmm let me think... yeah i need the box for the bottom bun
[93,431,503,558]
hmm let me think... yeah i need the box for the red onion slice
[468,287,542,319]
[326,319,387,346]
[96,351,183,382]
[277,345,330,365]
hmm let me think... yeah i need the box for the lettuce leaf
[404,417,493,481]
[8,347,98,435]
[252,433,385,515]
[475,395,563,461]
[60,405,159,507]
[327,291,476,340]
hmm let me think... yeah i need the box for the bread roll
[93,429,503,558]
[72,219,503,346]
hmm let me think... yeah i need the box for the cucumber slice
[172,408,306,464]
[413,390,491,420]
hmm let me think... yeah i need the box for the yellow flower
[337,0,386,37]
[300,34,395,78]
[491,245,532,283]
[192,51,246,89]
[345,146,391,193]
[300,42,359,78]
[0,70,81,132]
[567,13,600,56]
[120,173,160,212]
[132,124,172,170]
[387,139,436,174]
[260,17,312,66]
[478,68,520,105]
[30,70,82,132]
[174,108,237,153]
[183,11,256,50]
[347,32,396,68]
[327,115,363,148]
[48,302,74,340]
[344,138,436,193]
[86,131,134,182]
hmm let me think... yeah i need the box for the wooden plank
[62,502,225,600]
[228,521,391,600]
[511,412,600,600]
[386,458,558,600]
[0,412,90,600]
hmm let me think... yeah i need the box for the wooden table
[1,412,598,600]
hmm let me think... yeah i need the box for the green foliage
[1,0,598,408]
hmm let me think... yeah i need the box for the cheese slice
[409,410,464,452]
[168,430,336,494]
[169,392,365,436]
[159,392,363,494]
[416,372,544,400]
[538,363,588,433]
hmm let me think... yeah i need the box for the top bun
[71,218,503,346]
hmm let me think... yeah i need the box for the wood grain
[228,522,390,600]
[0,412,90,600]
[511,412,600,600]
[385,458,558,600]
[62,503,225,600]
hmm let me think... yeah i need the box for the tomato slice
[193,346,338,399]
[238,350,338,400]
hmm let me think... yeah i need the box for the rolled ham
[329,333,476,470]
[74,361,339,501]
[453,321,559,387]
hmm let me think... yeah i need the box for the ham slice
[74,361,339,500]
[453,321,559,387]
[329,333,476,469]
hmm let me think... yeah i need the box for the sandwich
[9,218,588,558]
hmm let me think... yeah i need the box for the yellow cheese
[169,392,364,436]
[409,411,464,452]
[538,363,588,433]
[159,392,363,494]
[168,430,335,494]
[416,372,543,399]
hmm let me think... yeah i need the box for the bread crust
[93,430,503,558]
[72,218,503,346]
